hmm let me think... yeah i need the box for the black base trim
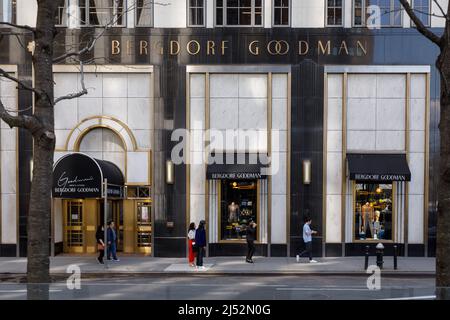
[270,244,287,257]
[0,244,17,257]
[208,243,268,256]
[54,242,63,255]
[345,243,405,256]
[290,237,323,257]
[153,238,186,257]
[407,244,425,257]
[325,243,343,257]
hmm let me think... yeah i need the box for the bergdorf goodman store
[0,3,441,258]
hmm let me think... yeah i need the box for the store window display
[354,183,392,241]
[220,180,257,241]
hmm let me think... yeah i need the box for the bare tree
[398,0,450,300]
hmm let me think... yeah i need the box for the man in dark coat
[246,219,257,263]
[195,220,207,269]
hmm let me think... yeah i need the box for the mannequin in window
[228,201,240,223]
[373,211,381,240]
[361,202,374,238]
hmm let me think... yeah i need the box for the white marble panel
[409,153,425,195]
[190,195,206,225]
[348,74,377,98]
[103,152,126,177]
[327,98,342,131]
[210,98,239,129]
[54,73,78,98]
[411,74,427,98]
[1,128,16,151]
[1,194,16,244]
[191,130,205,152]
[326,152,342,195]
[153,0,187,27]
[128,98,151,130]
[272,74,288,98]
[102,98,128,123]
[237,129,267,153]
[1,151,16,194]
[0,78,16,97]
[327,131,342,152]
[239,74,267,98]
[326,194,342,243]
[327,74,343,98]
[102,128,125,152]
[190,74,206,98]
[78,97,102,121]
[208,129,229,152]
[271,152,287,195]
[78,128,102,151]
[81,73,103,98]
[238,98,267,129]
[190,98,205,130]
[409,130,425,153]
[190,151,205,166]
[210,74,239,98]
[376,99,406,131]
[408,195,424,244]
[83,151,102,161]
[126,151,149,184]
[102,74,128,97]
[272,99,287,130]
[133,130,152,150]
[55,130,71,150]
[271,130,287,153]
[190,164,206,195]
[347,98,376,130]
[347,130,376,151]
[376,74,406,98]
[127,74,151,98]
[410,99,426,131]
[376,131,405,151]
[54,99,78,130]
[53,151,67,164]
[271,194,287,244]
[54,199,63,243]
[0,98,16,129]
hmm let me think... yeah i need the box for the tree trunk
[26,1,57,300]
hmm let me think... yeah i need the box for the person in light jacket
[195,220,207,269]
[187,222,196,267]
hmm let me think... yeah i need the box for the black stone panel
[153,238,186,257]
[0,244,16,257]
[407,244,425,257]
[270,244,287,257]
[345,243,405,256]
[325,243,343,257]
[209,243,268,257]
[290,237,323,258]
[54,242,63,256]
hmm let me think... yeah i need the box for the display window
[220,180,258,241]
[354,182,393,241]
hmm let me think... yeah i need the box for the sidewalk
[0,256,435,276]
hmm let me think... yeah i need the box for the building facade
[0,0,444,258]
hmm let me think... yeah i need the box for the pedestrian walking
[195,220,207,270]
[187,222,196,267]
[107,220,120,261]
[95,225,105,264]
[297,216,318,263]
[246,219,257,263]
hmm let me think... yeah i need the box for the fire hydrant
[376,243,384,269]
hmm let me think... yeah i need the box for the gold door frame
[135,199,152,255]
[63,199,85,253]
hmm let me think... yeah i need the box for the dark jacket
[95,227,104,244]
[247,225,256,241]
[195,227,206,247]
[107,227,117,243]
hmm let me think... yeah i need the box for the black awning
[347,153,411,182]
[206,153,269,180]
[52,153,125,199]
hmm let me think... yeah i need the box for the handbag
[192,241,198,252]
[97,243,105,251]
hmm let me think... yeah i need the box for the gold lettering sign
[249,41,260,55]
[140,41,148,55]
[207,40,215,55]
[170,40,180,55]
[221,40,228,56]
[112,40,120,55]
[318,40,331,55]
[357,41,367,55]
[339,41,349,55]
[187,40,201,55]
[299,40,309,55]
[267,40,289,55]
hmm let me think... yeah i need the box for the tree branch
[0,68,43,97]
[0,21,35,33]
[54,61,88,104]
[399,0,442,46]
[0,98,38,130]
[433,0,449,19]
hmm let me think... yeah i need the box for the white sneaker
[296,255,300,263]
[309,259,318,263]
[199,266,206,270]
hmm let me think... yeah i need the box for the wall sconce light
[166,160,174,184]
[303,160,311,185]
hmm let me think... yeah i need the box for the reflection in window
[79,0,126,27]
[55,0,68,26]
[412,0,430,26]
[189,0,204,26]
[327,0,343,26]
[220,180,258,241]
[216,0,263,26]
[136,0,152,26]
[355,183,393,241]
[273,0,289,26]
[0,0,14,23]
[353,0,402,27]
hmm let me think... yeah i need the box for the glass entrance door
[63,200,84,253]
[136,201,152,254]
[98,200,123,252]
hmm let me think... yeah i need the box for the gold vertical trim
[424,72,430,256]
[341,73,348,250]
[287,72,292,256]
[218,180,221,242]
[267,72,272,256]
[405,73,410,253]
[323,73,328,247]
[393,182,397,243]
[205,72,210,254]
[186,72,191,258]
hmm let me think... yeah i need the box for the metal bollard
[376,243,384,269]
[393,244,398,270]
[364,245,370,270]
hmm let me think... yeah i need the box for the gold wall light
[303,160,311,185]
[166,160,174,184]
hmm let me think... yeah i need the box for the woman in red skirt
[187,222,196,267]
